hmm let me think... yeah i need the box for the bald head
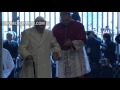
[35,16,46,33]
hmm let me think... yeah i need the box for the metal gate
[2,12,118,43]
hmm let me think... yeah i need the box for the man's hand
[64,39,73,46]
[25,55,33,61]
[52,52,60,61]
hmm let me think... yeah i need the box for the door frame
[0,12,3,78]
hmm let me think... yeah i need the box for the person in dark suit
[3,31,18,78]
[101,33,117,67]
[86,31,102,78]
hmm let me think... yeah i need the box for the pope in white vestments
[19,16,61,78]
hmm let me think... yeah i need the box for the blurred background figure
[3,31,18,78]
[2,48,15,78]
[104,26,111,33]
[101,33,117,67]
[12,31,17,40]
[71,12,81,22]
[86,31,102,78]
[115,33,120,44]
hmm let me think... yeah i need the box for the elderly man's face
[6,34,13,41]
[60,12,71,26]
[35,16,46,33]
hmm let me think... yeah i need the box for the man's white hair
[35,16,46,22]
[6,31,14,36]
